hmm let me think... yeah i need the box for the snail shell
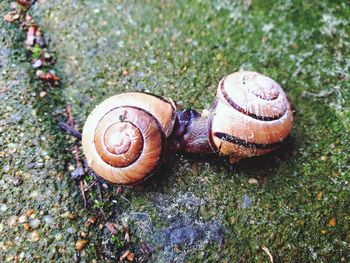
[82,92,176,184]
[208,71,294,160]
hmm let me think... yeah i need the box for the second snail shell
[208,71,294,160]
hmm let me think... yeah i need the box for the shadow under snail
[82,71,294,185]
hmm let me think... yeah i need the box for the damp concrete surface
[0,0,349,262]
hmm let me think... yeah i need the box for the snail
[82,92,177,185]
[82,71,294,184]
[172,71,294,161]
[207,71,294,163]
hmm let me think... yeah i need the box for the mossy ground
[1,0,349,262]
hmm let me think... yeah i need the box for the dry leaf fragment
[262,246,274,263]
[124,227,130,242]
[23,223,30,231]
[17,0,32,7]
[316,191,323,200]
[26,26,37,46]
[122,69,129,76]
[105,222,117,234]
[34,28,46,47]
[0,86,10,93]
[88,216,97,224]
[117,186,123,194]
[174,244,181,253]
[80,231,87,238]
[127,252,135,261]
[120,250,131,261]
[141,241,150,255]
[4,12,20,23]
[26,208,36,217]
[328,217,337,227]
[85,216,97,228]
[75,239,88,251]
[36,70,60,83]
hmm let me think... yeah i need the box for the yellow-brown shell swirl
[82,92,176,184]
[209,71,294,159]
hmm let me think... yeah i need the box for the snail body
[82,92,176,184]
[82,71,294,184]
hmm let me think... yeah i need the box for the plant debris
[328,217,337,227]
[4,0,61,87]
[75,239,88,251]
[262,246,274,263]
[120,250,135,261]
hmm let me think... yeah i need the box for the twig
[302,90,334,98]
[97,181,106,218]
[262,246,274,263]
[59,122,82,139]
[83,160,109,188]
[85,181,98,192]
[65,103,87,207]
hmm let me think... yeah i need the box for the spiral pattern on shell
[208,71,294,158]
[82,92,176,184]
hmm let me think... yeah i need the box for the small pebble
[66,227,76,234]
[18,215,27,223]
[71,167,84,180]
[3,165,10,173]
[80,231,87,238]
[29,231,40,242]
[122,69,129,76]
[55,233,63,240]
[39,91,47,98]
[29,218,41,229]
[241,195,253,209]
[32,60,42,69]
[8,215,18,227]
[248,178,258,184]
[12,177,23,186]
[29,191,39,199]
[36,70,45,78]
[43,215,54,225]
[0,204,8,212]
[62,211,77,220]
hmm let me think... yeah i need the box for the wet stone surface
[1,0,350,262]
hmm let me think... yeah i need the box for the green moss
[31,44,43,59]
[1,0,349,262]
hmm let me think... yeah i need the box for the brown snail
[82,71,294,184]
[207,71,294,163]
[82,92,176,185]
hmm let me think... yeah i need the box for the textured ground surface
[1,0,349,262]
